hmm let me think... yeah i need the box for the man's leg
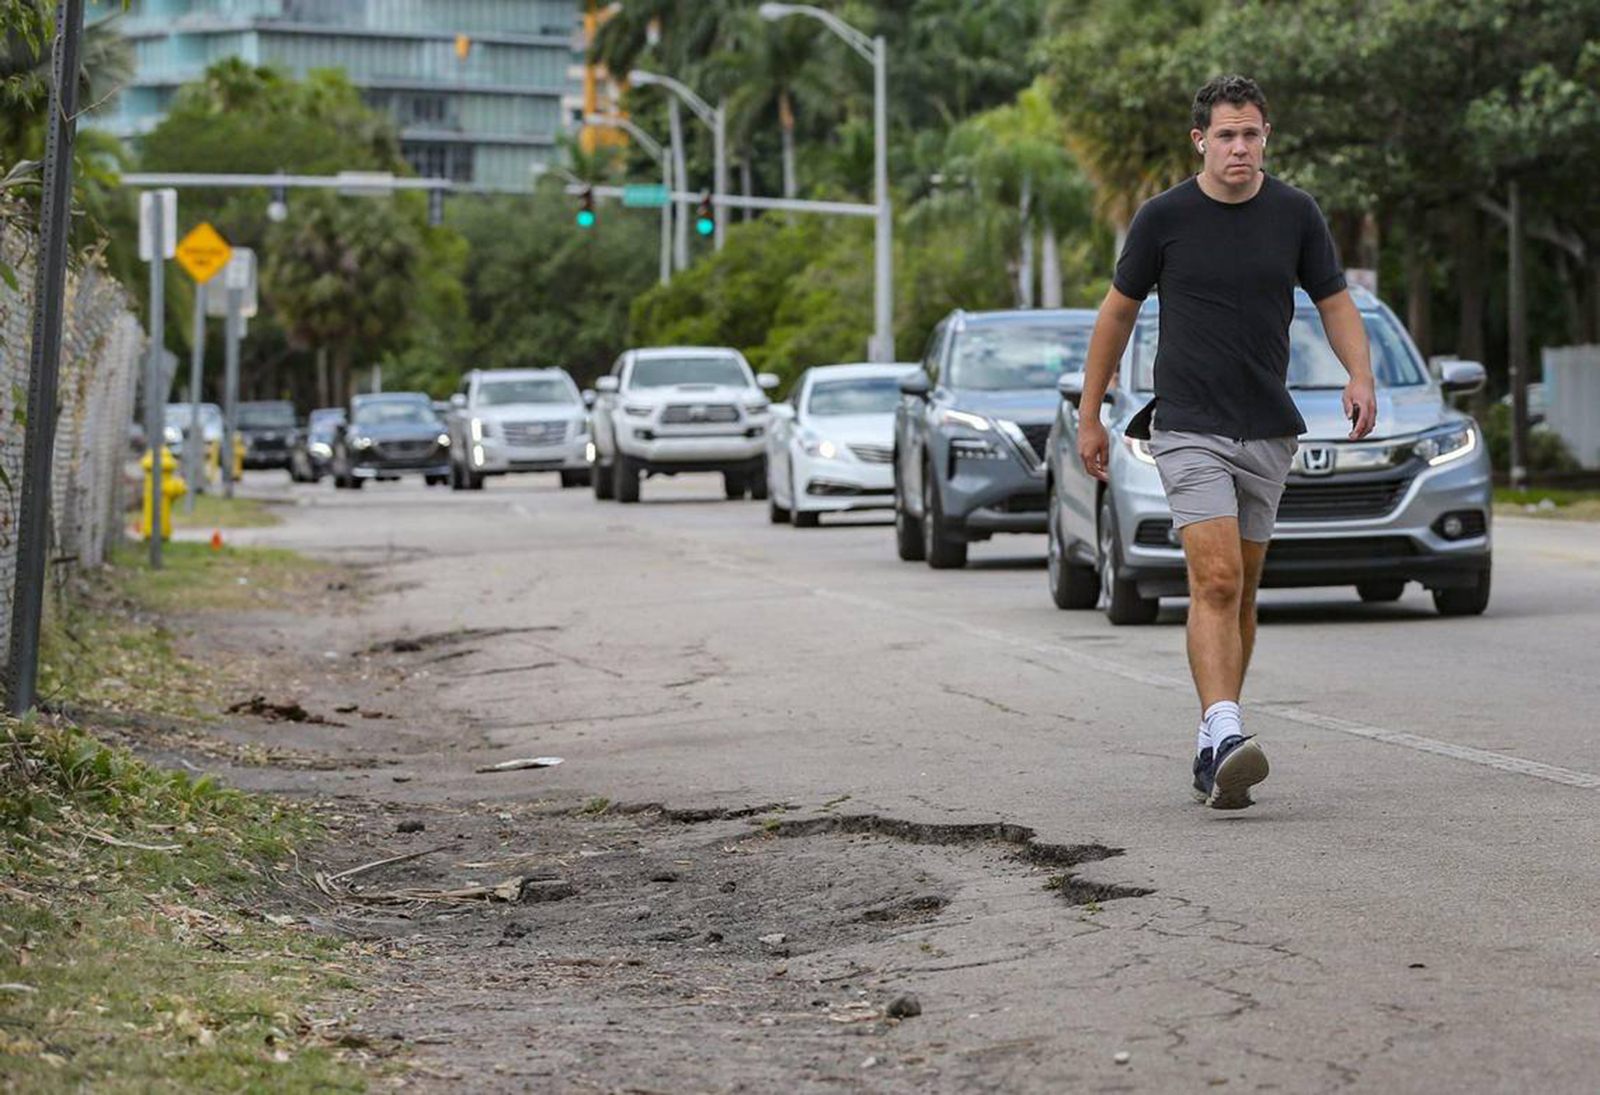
[1179,516,1245,711]
[1237,538,1270,694]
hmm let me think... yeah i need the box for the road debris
[886,994,922,1019]
[473,756,564,773]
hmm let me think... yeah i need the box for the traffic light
[576,187,596,228]
[694,192,715,237]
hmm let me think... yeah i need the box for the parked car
[766,363,918,527]
[331,393,451,489]
[237,400,297,470]
[893,309,1097,568]
[446,368,590,491]
[1046,286,1492,623]
[589,346,779,503]
[289,407,345,483]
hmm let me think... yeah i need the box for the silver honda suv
[1046,287,1492,623]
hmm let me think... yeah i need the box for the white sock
[1202,701,1244,752]
[1196,722,1208,755]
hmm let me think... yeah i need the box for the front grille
[250,436,287,450]
[1266,536,1417,563]
[661,403,739,425]
[1019,423,1052,459]
[849,443,893,464]
[375,439,434,457]
[1278,474,1413,521]
[998,493,1048,513]
[502,420,568,447]
[1135,519,1175,547]
[806,481,893,497]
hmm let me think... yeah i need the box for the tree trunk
[778,90,797,201]
[1404,227,1432,360]
[1454,201,1486,363]
[333,347,351,408]
[316,345,329,408]
[1040,225,1063,308]
[1017,176,1034,309]
[740,155,753,222]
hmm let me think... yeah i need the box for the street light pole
[667,98,689,270]
[629,70,727,253]
[586,113,673,285]
[758,5,893,361]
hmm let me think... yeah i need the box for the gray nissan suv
[894,309,1096,568]
[1045,287,1492,623]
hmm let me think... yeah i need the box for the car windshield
[165,405,221,430]
[354,400,438,427]
[1130,311,1429,391]
[807,377,903,417]
[947,324,1092,390]
[478,378,574,406]
[238,403,295,428]
[628,356,748,389]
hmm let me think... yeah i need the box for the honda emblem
[1301,447,1335,475]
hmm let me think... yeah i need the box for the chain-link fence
[2,207,143,682]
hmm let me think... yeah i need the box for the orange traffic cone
[210,530,223,551]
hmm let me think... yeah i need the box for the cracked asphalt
[205,473,1598,1092]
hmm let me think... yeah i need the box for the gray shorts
[1147,430,1298,543]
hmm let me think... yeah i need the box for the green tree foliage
[447,184,661,387]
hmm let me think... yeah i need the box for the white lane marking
[511,503,532,520]
[701,556,1600,791]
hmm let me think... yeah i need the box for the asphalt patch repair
[290,800,1155,1091]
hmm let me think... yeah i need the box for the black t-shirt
[1113,174,1346,440]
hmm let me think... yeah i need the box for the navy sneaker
[1207,734,1268,810]
[1192,748,1214,803]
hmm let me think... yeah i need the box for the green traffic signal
[576,209,596,228]
[695,216,714,237]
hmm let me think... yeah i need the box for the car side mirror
[449,392,467,409]
[757,372,780,391]
[596,376,620,393]
[1056,371,1086,409]
[898,372,932,398]
[769,403,794,421]
[1440,359,1486,395]
[581,389,596,408]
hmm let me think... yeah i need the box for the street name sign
[622,184,670,208]
[174,222,232,284]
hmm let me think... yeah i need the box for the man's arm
[1076,287,1142,481]
[1314,289,1377,440]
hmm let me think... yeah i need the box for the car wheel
[615,455,640,503]
[921,460,967,569]
[348,476,365,491]
[1357,580,1406,603]
[723,472,747,500]
[893,458,925,561]
[1048,486,1098,610]
[1432,570,1491,616]
[425,474,446,487]
[560,470,589,489]
[769,495,791,524]
[1098,494,1158,625]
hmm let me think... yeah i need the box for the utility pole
[219,249,255,500]
[142,191,173,569]
[1507,180,1528,491]
[187,281,205,512]
[7,0,86,713]
[668,98,689,271]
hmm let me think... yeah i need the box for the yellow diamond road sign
[175,222,232,284]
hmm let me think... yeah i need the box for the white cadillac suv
[589,347,779,503]
[447,368,590,490]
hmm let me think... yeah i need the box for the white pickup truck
[589,347,779,503]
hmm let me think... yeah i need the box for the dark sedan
[238,400,297,470]
[332,394,451,489]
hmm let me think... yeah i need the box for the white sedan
[766,363,917,527]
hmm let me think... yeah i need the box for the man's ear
[1190,127,1205,154]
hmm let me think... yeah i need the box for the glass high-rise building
[89,0,581,191]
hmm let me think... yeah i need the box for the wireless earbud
[1198,141,1206,153]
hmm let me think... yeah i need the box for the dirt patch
[227,695,346,725]
[366,626,559,654]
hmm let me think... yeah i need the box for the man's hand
[1344,376,1377,440]
[1079,417,1110,481]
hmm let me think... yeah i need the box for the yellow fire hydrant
[140,446,187,540]
[202,436,245,486]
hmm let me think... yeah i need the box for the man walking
[1075,75,1376,809]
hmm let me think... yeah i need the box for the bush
[1481,402,1580,473]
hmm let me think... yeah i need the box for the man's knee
[1191,563,1243,610]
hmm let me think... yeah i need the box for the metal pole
[872,35,893,361]
[669,98,689,271]
[713,102,727,251]
[186,280,205,513]
[145,198,165,569]
[222,287,241,499]
[7,0,85,714]
[660,155,672,285]
[1508,179,1528,492]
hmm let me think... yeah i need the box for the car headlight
[1122,436,1157,465]
[1413,423,1476,466]
[437,433,450,446]
[622,403,653,418]
[470,418,488,442]
[162,425,183,445]
[939,409,992,432]
[799,432,840,459]
[310,441,332,458]
[354,436,373,450]
[744,399,769,416]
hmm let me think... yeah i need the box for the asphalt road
[233,471,1599,1092]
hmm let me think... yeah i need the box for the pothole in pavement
[365,625,560,654]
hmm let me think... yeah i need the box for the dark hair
[1192,75,1269,132]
